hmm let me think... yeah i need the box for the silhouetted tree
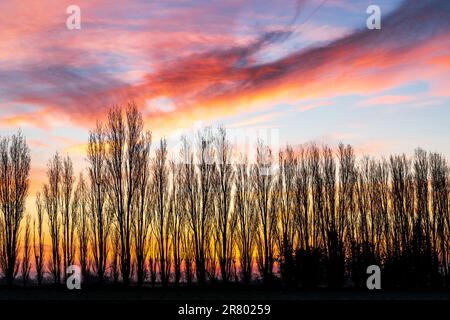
[429,152,449,284]
[181,130,215,284]
[21,214,31,286]
[43,152,62,284]
[213,127,235,282]
[294,146,311,253]
[110,225,120,284]
[412,149,434,286]
[152,138,171,286]
[133,131,151,286]
[179,137,196,284]
[0,132,31,286]
[253,140,276,282]
[336,144,356,285]
[277,145,296,283]
[235,156,256,284]
[170,160,183,285]
[387,154,414,286]
[105,103,147,285]
[61,155,76,281]
[195,129,215,284]
[34,192,45,285]
[87,123,110,283]
[75,173,90,282]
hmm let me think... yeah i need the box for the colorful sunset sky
[1,0,450,205]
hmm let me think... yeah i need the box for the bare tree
[253,140,276,282]
[370,158,390,265]
[294,144,321,287]
[309,143,323,251]
[87,123,110,283]
[180,136,197,284]
[34,192,45,285]
[61,155,76,281]
[181,228,195,284]
[110,225,121,283]
[179,130,216,284]
[133,131,152,286]
[235,156,256,284]
[213,127,235,282]
[294,145,311,252]
[429,152,449,282]
[43,152,62,284]
[21,214,31,286]
[0,132,31,286]
[276,145,296,282]
[321,146,341,286]
[388,154,414,286]
[170,160,184,285]
[412,148,435,285]
[152,138,171,285]
[105,103,147,285]
[75,173,90,282]
[195,129,215,284]
[353,156,371,285]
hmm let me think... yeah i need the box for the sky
[0,0,450,206]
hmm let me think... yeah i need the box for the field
[1,285,449,301]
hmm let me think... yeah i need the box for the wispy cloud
[297,100,333,112]
[229,111,289,128]
[358,95,417,107]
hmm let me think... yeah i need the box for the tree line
[1,103,449,288]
